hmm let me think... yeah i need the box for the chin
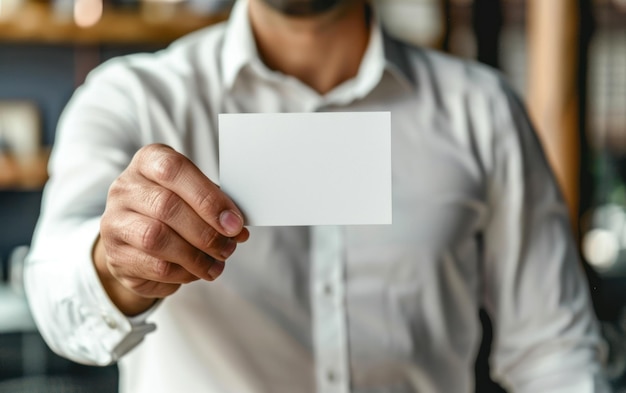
[261,0,352,16]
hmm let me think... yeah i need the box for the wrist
[92,236,157,316]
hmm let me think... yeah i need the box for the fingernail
[221,239,237,260]
[208,258,225,280]
[220,210,242,235]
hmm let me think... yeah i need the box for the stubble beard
[259,0,352,16]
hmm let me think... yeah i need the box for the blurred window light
[74,0,103,27]
[583,228,620,270]
[142,0,185,4]
[376,0,444,48]
[0,0,23,20]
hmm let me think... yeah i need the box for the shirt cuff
[76,217,158,363]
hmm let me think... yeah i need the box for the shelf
[0,149,49,191]
[0,2,229,45]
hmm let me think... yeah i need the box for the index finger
[134,144,245,237]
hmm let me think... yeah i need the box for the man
[24,0,609,391]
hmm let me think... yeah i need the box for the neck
[249,0,370,94]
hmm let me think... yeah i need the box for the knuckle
[100,216,126,246]
[119,276,146,294]
[107,177,124,198]
[99,214,114,237]
[139,220,168,253]
[149,188,181,222]
[189,252,213,280]
[199,226,223,250]
[152,259,172,280]
[135,144,165,162]
[150,150,185,184]
[195,190,221,220]
[119,221,136,245]
[104,247,123,268]
[121,275,145,291]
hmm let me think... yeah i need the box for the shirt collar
[220,0,415,97]
[221,0,257,90]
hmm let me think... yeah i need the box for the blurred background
[1,0,626,391]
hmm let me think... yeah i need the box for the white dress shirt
[24,0,610,392]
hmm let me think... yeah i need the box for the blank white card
[218,112,391,226]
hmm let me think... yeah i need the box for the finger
[133,144,245,237]
[115,211,227,281]
[106,243,201,285]
[121,180,240,261]
[234,228,250,243]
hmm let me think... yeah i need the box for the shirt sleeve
[23,60,157,366]
[481,81,611,392]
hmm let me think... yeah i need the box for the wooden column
[527,0,581,230]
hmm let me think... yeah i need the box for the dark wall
[0,44,76,146]
[0,43,163,145]
[0,43,162,279]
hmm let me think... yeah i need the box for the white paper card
[218,112,391,226]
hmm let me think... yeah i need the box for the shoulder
[391,39,526,134]
[405,44,513,101]
[62,21,229,137]
[83,21,228,97]
[387,37,535,171]
[57,22,229,145]
[381,30,515,104]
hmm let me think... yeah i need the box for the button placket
[311,226,350,393]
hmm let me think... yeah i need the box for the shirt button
[323,283,333,296]
[326,370,336,383]
[102,314,118,329]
